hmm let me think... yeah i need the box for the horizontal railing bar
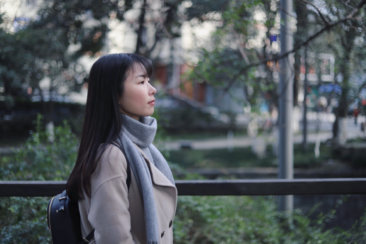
[1,178,366,197]
[177,178,366,196]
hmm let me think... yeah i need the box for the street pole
[302,44,308,150]
[279,0,294,212]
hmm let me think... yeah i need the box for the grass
[161,129,247,141]
[166,147,275,168]
[346,136,366,143]
[165,143,332,169]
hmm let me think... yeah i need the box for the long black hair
[66,53,152,200]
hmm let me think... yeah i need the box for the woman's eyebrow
[136,74,148,78]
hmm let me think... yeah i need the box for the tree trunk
[135,0,147,55]
[294,0,308,150]
[334,36,353,145]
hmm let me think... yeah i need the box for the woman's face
[119,63,157,120]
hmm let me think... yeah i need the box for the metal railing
[1,178,366,197]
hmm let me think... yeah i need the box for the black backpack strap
[82,230,95,243]
[125,156,131,189]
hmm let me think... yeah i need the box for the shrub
[0,114,78,180]
[0,197,49,244]
[0,115,78,243]
[174,196,364,243]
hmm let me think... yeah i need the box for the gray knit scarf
[116,114,175,244]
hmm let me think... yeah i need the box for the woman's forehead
[129,62,147,75]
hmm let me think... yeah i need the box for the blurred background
[1,0,366,243]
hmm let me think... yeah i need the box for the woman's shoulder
[90,143,130,196]
[100,143,126,162]
[95,143,128,178]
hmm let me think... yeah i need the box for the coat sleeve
[88,145,134,244]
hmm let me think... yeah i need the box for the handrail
[1,178,366,197]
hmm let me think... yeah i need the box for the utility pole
[279,0,294,212]
[302,44,309,150]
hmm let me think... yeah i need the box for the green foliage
[166,142,331,169]
[188,0,277,110]
[174,195,363,244]
[0,115,79,242]
[222,0,261,35]
[346,210,366,242]
[174,196,278,243]
[185,0,229,21]
[192,48,250,85]
[167,147,275,168]
[331,140,366,168]
[0,197,50,244]
[0,0,124,101]
[0,115,78,180]
[293,143,332,168]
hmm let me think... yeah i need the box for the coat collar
[135,146,176,188]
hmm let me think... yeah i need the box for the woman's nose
[149,83,157,95]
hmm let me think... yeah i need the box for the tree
[188,0,274,113]
[320,0,366,143]
[0,0,183,106]
[0,13,46,104]
[187,0,366,141]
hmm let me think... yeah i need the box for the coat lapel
[135,146,175,188]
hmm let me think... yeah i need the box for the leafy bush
[0,115,78,243]
[174,196,365,243]
[331,138,366,168]
[0,197,49,244]
[0,115,78,180]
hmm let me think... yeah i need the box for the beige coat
[78,144,177,244]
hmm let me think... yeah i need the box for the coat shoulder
[91,144,128,193]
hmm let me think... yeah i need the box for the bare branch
[347,0,366,18]
[357,81,366,97]
[300,0,330,25]
[235,33,250,63]
[223,0,366,91]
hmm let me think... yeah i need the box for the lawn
[165,143,332,169]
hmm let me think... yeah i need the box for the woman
[66,53,177,244]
